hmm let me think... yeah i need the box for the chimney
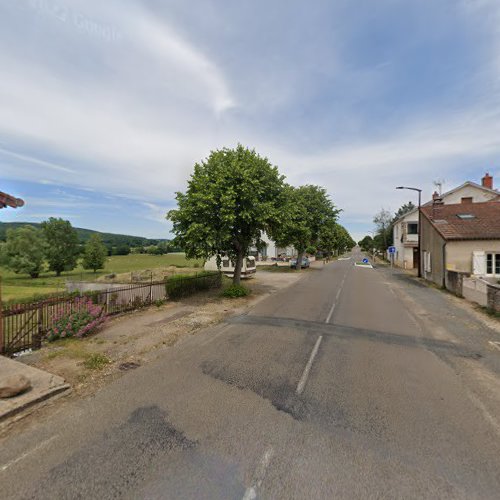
[432,191,440,201]
[482,172,493,190]
[431,195,443,220]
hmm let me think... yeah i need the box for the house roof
[393,207,418,224]
[421,201,500,241]
[422,181,499,207]
[0,191,24,209]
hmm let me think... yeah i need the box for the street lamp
[396,186,422,278]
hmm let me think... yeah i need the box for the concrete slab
[0,356,70,422]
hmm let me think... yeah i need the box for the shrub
[45,297,106,341]
[222,285,250,298]
[165,272,221,300]
[84,353,110,370]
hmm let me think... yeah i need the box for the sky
[1,0,500,242]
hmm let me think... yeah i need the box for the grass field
[0,253,204,303]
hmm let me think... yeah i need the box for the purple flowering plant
[46,297,106,342]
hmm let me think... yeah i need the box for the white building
[393,173,499,270]
[393,208,419,270]
[249,232,295,260]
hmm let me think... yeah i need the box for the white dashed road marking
[242,447,274,500]
[296,335,323,395]
[0,436,57,473]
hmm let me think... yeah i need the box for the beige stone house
[420,200,500,288]
[393,173,499,270]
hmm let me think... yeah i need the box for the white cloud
[2,0,500,240]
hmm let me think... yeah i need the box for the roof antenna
[433,178,445,196]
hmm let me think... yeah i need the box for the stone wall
[487,283,500,313]
[446,270,468,296]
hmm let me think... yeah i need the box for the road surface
[2,249,500,499]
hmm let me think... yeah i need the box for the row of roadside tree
[168,145,355,285]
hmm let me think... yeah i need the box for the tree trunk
[232,249,244,286]
[296,250,304,271]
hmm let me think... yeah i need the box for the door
[413,247,419,269]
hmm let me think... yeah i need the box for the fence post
[34,303,43,350]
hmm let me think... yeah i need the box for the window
[407,223,418,235]
[461,197,473,204]
[486,253,500,275]
[222,259,230,268]
[457,214,475,220]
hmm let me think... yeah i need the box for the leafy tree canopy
[0,226,47,278]
[358,235,374,252]
[394,201,416,219]
[272,185,340,269]
[373,208,393,251]
[41,217,79,276]
[168,144,286,284]
[82,234,108,273]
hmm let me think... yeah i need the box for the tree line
[0,220,184,279]
[0,218,109,277]
[168,144,355,285]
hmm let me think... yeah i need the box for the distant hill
[0,222,166,247]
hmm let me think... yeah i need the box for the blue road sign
[388,246,396,254]
[362,258,369,264]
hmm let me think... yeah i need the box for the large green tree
[41,218,79,276]
[168,144,286,285]
[333,224,355,254]
[82,234,108,273]
[394,201,416,219]
[358,235,374,252]
[0,226,47,278]
[373,208,393,252]
[272,185,339,270]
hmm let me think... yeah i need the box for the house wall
[420,215,446,286]
[441,186,497,204]
[253,232,295,260]
[393,210,418,268]
[446,240,500,274]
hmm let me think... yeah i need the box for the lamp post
[396,186,422,278]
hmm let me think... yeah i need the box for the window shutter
[472,251,486,275]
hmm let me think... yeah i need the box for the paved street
[2,250,500,499]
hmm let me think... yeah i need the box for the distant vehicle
[290,257,310,269]
[204,255,256,278]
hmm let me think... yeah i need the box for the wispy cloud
[2,0,500,242]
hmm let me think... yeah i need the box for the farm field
[0,253,204,303]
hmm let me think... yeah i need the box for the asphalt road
[2,249,500,499]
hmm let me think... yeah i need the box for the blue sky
[1,0,499,241]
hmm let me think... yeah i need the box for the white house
[393,173,499,270]
[393,208,419,269]
[249,232,295,261]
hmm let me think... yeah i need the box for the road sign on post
[388,246,396,269]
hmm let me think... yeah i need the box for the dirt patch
[17,270,303,400]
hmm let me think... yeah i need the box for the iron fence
[1,272,221,356]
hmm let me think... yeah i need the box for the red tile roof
[421,201,500,240]
[0,191,24,209]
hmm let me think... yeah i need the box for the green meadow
[0,253,203,303]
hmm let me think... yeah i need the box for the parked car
[290,257,310,269]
